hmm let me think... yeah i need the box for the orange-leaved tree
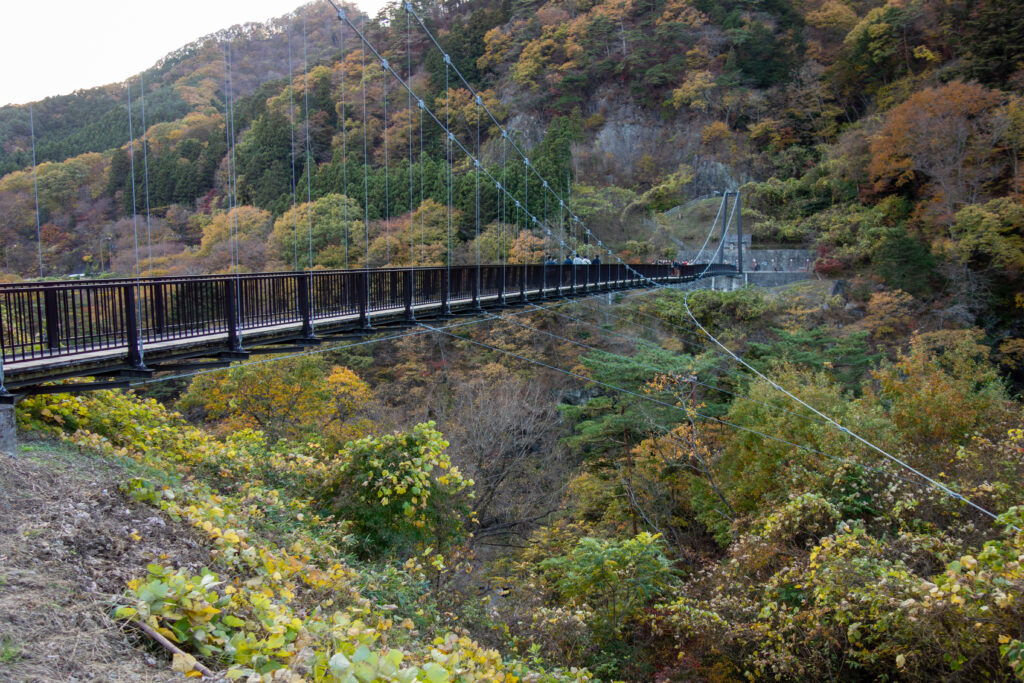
[869,81,1007,218]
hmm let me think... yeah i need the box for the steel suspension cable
[325,4,701,288]
[420,322,927,491]
[691,193,726,266]
[359,13,371,275]
[126,82,141,280]
[125,81,145,366]
[699,192,736,278]
[499,309,827,426]
[382,53,391,266]
[501,133,507,302]
[419,99,424,264]
[445,57,452,310]
[407,5,414,268]
[522,157,528,291]
[678,288,1012,526]
[287,21,299,270]
[140,72,153,276]
[340,17,349,269]
[227,43,240,278]
[302,14,317,336]
[28,104,43,278]
[475,96,481,300]
[320,0,990,528]
[303,14,314,275]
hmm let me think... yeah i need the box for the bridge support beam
[0,397,15,458]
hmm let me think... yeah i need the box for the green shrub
[323,422,475,558]
[539,533,678,634]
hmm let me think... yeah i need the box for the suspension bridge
[0,261,736,396]
[0,0,746,400]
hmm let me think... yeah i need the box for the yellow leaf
[172,652,197,673]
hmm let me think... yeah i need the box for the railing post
[358,272,371,330]
[224,279,241,351]
[404,269,416,321]
[153,283,166,336]
[123,284,145,368]
[441,268,452,315]
[519,265,527,302]
[471,267,482,310]
[297,274,313,338]
[43,287,60,350]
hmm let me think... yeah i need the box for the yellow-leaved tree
[178,356,372,448]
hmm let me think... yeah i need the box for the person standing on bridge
[592,255,601,266]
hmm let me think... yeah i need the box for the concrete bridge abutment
[0,399,16,458]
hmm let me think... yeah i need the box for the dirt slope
[0,438,208,682]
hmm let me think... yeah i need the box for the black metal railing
[0,263,738,366]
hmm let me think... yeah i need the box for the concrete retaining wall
[677,248,815,273]
[672,270,813,292]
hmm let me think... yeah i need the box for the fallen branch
[132,619,216,678]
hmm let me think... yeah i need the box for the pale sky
[1,0,389,107]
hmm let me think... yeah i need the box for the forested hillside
[3,0,1024,680]
[2,0,1023,340]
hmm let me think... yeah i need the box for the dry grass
[0,437,208,682]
